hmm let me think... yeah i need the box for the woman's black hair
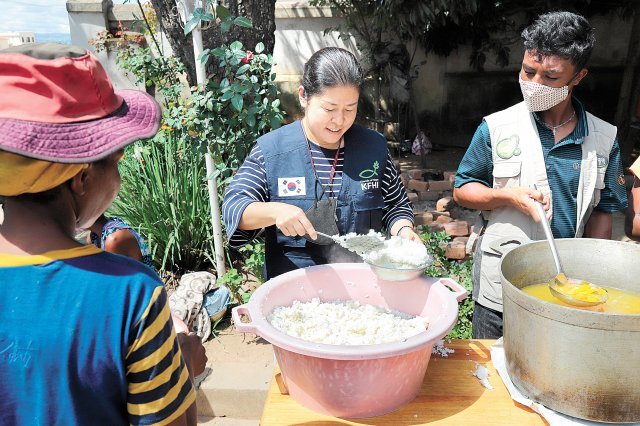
[301,47,363,99]
[521,11,596,71]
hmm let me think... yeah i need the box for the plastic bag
[412,130,432,156]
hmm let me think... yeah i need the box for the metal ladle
[315,231,385,255]
[532,196,608,307]
[314,231,341,243]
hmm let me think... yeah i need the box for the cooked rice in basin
[268,298,429,345]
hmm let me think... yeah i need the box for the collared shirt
[455,98,627,238]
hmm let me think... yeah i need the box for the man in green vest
[453,11,627,338]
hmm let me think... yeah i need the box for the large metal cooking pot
[500,238,640,423]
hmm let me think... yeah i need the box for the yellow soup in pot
[522,284,640,314]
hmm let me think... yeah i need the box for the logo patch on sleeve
[596,155,609,168]
[618,174,626,186]
[278,177,306,196]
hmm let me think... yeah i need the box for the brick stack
[400,168,472,260]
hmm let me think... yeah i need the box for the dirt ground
[204,316,272,364]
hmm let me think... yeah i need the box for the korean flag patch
[278,177,306,197]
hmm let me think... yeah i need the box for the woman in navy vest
[223,47,419,279]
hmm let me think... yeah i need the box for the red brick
[400,174,409,188]
[393,159,400,169]
[407,192,419,203]
[443,170,457,180]
[436,215,453,224]
[436,196,455,212]
[422,222,444,233]
[414,212,434,225]
[427,179,453,191]
[443,221,469,237]
[429,210,451,218]
[445,242,466,260]
[452,236,469,245]
[418,190,441,201]
[407,169,424,180]
[407,179,430,192]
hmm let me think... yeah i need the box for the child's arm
[104,229,143,261]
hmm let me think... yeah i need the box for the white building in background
[0,31,36,49]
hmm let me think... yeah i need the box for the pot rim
[501,240,640,331]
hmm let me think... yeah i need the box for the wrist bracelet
[396,224,413,236]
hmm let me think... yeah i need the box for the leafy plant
[239,241,265,284]
[422,228,474,339]
[111,132,216,272]
[218,241,265,303]
[217,268,245,303]
[165,37,284,188]
[101,3,283,276]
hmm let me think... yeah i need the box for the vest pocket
[277,233,307,247]
[592,169,606,207]
[595,169,606,189]
[353,192,385,234]
[493,161,522,189]
[478,233,524,306]
[270,196,315,248]
[478,250,504,305]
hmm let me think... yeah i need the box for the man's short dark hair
[521,11,596,71]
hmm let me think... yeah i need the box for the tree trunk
[614,7,640,164]
[150,0,196,84]
[150,0,276,86]
[223,0,276,55]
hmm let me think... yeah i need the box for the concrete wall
[67,0,145,90]
[66,1,634,147]
[414,12,632,146]
[272,1,359,117]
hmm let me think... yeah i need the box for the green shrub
[217,268,245,302]
[165,39,284,189]
[239,241,265,283]
[218,241,265,303]
[112,132,216,272]
[422,229,474,339]
[102,5,283,275]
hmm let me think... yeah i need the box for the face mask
[519,74,569,112]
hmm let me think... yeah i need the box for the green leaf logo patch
[359,161,380,179]
[496,135,521,159]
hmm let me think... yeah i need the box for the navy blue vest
[258,121,388,279]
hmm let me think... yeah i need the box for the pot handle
[440,278,468,302]
[231,304,259,334]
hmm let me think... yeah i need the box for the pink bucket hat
[0,43,161,163]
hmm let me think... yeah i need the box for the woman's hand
[272,203,318,239]
[392,220,421,242]
[398,226,422,242]
[239,202,318,239]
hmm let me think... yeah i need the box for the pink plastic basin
[232,263,467,418]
